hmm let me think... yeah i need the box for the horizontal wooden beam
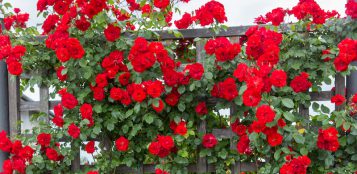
[80,163,258,173]
[309,91,333,101]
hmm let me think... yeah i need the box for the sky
[3,0,347,27]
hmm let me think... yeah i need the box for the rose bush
[0,0,357,174]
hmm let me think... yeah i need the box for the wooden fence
[6,26,346,173]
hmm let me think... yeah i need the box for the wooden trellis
[7,26,346,173]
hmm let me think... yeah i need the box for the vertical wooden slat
[8,76,20,137]
[71,142,81,171]
[39,85,49,122]
[335,74,345,111]
[230,103,240,174]
[195,40,208,173]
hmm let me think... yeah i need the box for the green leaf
[93,105,102,113]
[107,123,114,131]
[134,103,141,113]
[351,154,357,161]
[300,148,308,155]
[274,149,281,160]
[126,109,133,117]
[144,113,154,124]
[178,103,186,112]
[293,133,305,144]
[205,72,213,80]
[282,98,294,108]
[178,86,186,94]
[312,102,319,111]
[283,112,296,122]
[218,150,228,159]
[321,104,330,114]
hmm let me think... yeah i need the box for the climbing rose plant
[0,0,357,174]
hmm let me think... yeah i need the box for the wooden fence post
[335,74,345,111]
[8,76,20,137]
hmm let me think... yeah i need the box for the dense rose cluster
[289,0,339,24]
[170,121,188,136]
[290,72,312,93]
[174,13,193,29]
[211,77,238,101]
[149,135,175,158]
[0,34,26,76]
[3,8,29,30]
[317,127,340,152]
[194,1,227,26]
[0,131,34,174]
[204,37,241,62]
[345,0,357,19]
[334,38,357,72]
[255,7,287,26]
[280,155,311,174]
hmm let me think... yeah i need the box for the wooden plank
[309,91,333,101]
[50,100,61,110]
[20,101,41,111]
[71,143,81,171]
[213,129,234,139]
[229,103,240,174]
[8,75,20,137]
[335,74,345,111]
[39,85,49,115]
[197,120,207,173]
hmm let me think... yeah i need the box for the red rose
[211,77,238,101]
[75,16,91,32]
[2,159,13,174]
[153,0,170,9]
[11,140,22,155]
[280,156,310,174]
[157,135,174,150]
[68,123,80,139]
[155,168,170,174]
[145,80,164,98]
[265,7,286,26]
[202,133,217,148]
[290,72,312,93]
[56,66,67,81]
[165,91,180,106]
[331,94,346,106]
[231,120,247,136]
[184,63,204,80]
[46,148,59,161]
[95,73,108,88]
[256,105,276,123]
[19,145,34,162]
[174,121,187,136]
[104,24,121,42]
[115,136,129,152]
[52,116,64,127]
[110,87,124,101]
[37,133,51,147]
[152,99,165,113]
[250,120,266,133]
[242,89,261,107]
[119,72,131,86]
[317,127,339,152]
[87,171,99,174]
[85,141,95,154]
[267,133,283,147]
[131,85,147,102]
[148,141,161,155]
[233,63,249,82]
[174,13,193,29]
[0,130,13,152]
[270,70,287,87]
[195,102,208,115]
[277,118,286,128]
[237,135,251,155]
[7,61,23,76]
[56,47,70,62]
[346,0,357,19]
[92,86,105,101]
[80,103,94,127]
[61,92,78,110]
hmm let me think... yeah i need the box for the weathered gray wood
[8,76,20,137]
[299,105,309,117]
[213,129,234,139]
[229,103,240,174]
[309,91,333,101]
[71,143,81,171]
[335,74,346,111]
[39,85,49,114]
[197,119,207,173]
